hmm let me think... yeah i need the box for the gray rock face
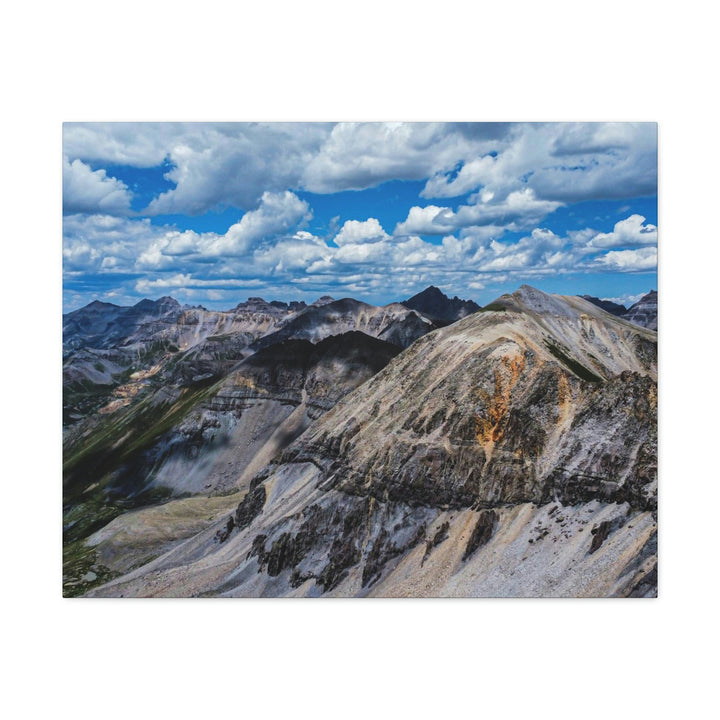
[83,286,657,598]
[278,293,657,516]
[622,291,657,330]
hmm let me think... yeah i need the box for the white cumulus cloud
[594,246,657,271]
[205,191,312,256]
[334,218,389,246]
[587,214,657,249]
[63,156,133,215]
[394,206,452,236]
[64,122,657,221]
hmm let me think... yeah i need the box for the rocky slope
[402,285,480,324]
[84,286,657,598]
[63,329,403,594]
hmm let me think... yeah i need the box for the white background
[2,2,717,718]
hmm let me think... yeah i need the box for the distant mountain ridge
[62,291,440,428]
[622,291,657,330]
[580,291,657,330]
[62,296,305,424]
[251,298,436,351]
[579,295,627,317]
[401,285,480,324]
[62,285,656,429]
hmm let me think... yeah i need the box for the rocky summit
[64,285,657,598]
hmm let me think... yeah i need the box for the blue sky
[63,122,657,312]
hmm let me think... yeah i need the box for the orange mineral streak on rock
[231,373,258,391]
[98,360,167,415]
[557,371,570,406]
[98,397,132,414]
[553,369,574,436]
[475,353,526,457]
[647,383,657,407]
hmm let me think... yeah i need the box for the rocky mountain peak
[494,285,577,317]
[311,295,336,307]
[132,296,181,315]
[417,285,444,299]
[84,299,120,310]
[237,297,271,310]
[232,297,302,316]
[622,290,657,331]
[402,285,480,325]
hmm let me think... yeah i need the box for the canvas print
[63,122,657,597]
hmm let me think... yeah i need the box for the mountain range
[63,285,658,597]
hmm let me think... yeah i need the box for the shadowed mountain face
[579,295,627,317]
[63,296,182,352]
[402,286,480,325]
[78,286,657,599]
